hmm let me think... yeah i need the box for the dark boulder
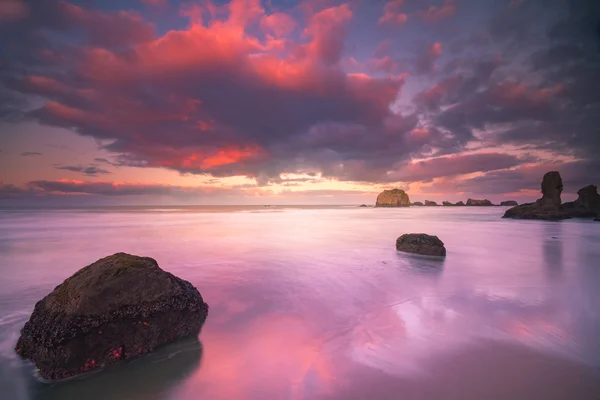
[15,253,209,380]
[561,185,600,218]
[412,201,424,206]
[503,171,570,220]
[466,198,494,206]
[500,201,518,206]
[376,189,410,207]
[424,200,438,206]
[455,201,466,206]
[359,204,368,207]
[396,234,446,257]
[442,201,454,206]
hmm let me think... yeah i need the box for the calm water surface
[1,206,600,399]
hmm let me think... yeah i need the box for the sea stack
[15,253,209,380]
[500,200,518,206]
[376,189,410,207]
[561,185,600,217]
[466,198,494,206]
[396,233,446,257]
[424,200,438,206]
[503,171,569,220]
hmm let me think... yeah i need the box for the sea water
[1,206,599,399]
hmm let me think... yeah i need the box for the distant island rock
[376,189,410,207]
[15,253,209,380]
[503,171,569,220]
[359,204,368,207]
[466,198,494,206]
[412,201,424,206]
[396,233,446,257]
[442,201,454,206]
[424,200,438,206]
[500,200,519,206]
[455,201,466,206]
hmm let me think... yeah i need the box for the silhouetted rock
[455,201,466,206]
[595,218,600,222]
[500,201,518,206]
[396,233,446,257]
[424,200,438,206]
[412,201,424,206]
[466,198,494,206]
[561,185,600,218]
[15,253,209,380]
[359,204,368,207]
[503,171,570,220]
[442,201,454,206]
[375,189,410,207]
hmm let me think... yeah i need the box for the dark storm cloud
[54,165,111,176]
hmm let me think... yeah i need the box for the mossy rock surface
[15,253,208,380]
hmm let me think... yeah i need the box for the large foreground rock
[15,253,209,380]
[376,189,410,207]
[503,171,570,220]
[396,234,446,257]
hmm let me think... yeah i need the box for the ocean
[1,205,599,399]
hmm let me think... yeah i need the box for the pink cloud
[378,0,407,26]
[0,0,29,22]
[260,12,296,37]
[420,0,457,23]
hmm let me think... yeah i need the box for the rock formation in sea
[15,253,209,380]
[500,201,519,206]
[375,189,410,207]
[455,201,466,206]
[466,198,494,206]
[396,233,446,257]
[412,201,424,206]
[503,171,570,220]
[424,200,438,206]
[359,204,368,207]
[442,201,454,206]
[561,185,600,218]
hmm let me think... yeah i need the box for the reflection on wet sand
[31,337,202,400]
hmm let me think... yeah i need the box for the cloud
[54,165,111,176]
[140,0,169,6]
[386,152,528,183]
[379,0,407,27]
[414,42,443,74]
[20,151,42,156]
[419,0,457,23]
[26,180,230,197]
[0,0,29,22]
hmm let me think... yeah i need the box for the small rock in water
[396,233,446,257]
[15,253,209,380]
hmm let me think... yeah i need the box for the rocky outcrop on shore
[455,201,465,206]
[424,200,438,206]
[442,201,454,206]
[500,201,518,206]
[466,198,494,206]
[503,171,569,220]
[396,234,446,257]
[15,253,209,380]
[561,185,600,218]
[376,189,410,207]
[412,201,424,206]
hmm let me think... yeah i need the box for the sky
[0,0,598,205]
